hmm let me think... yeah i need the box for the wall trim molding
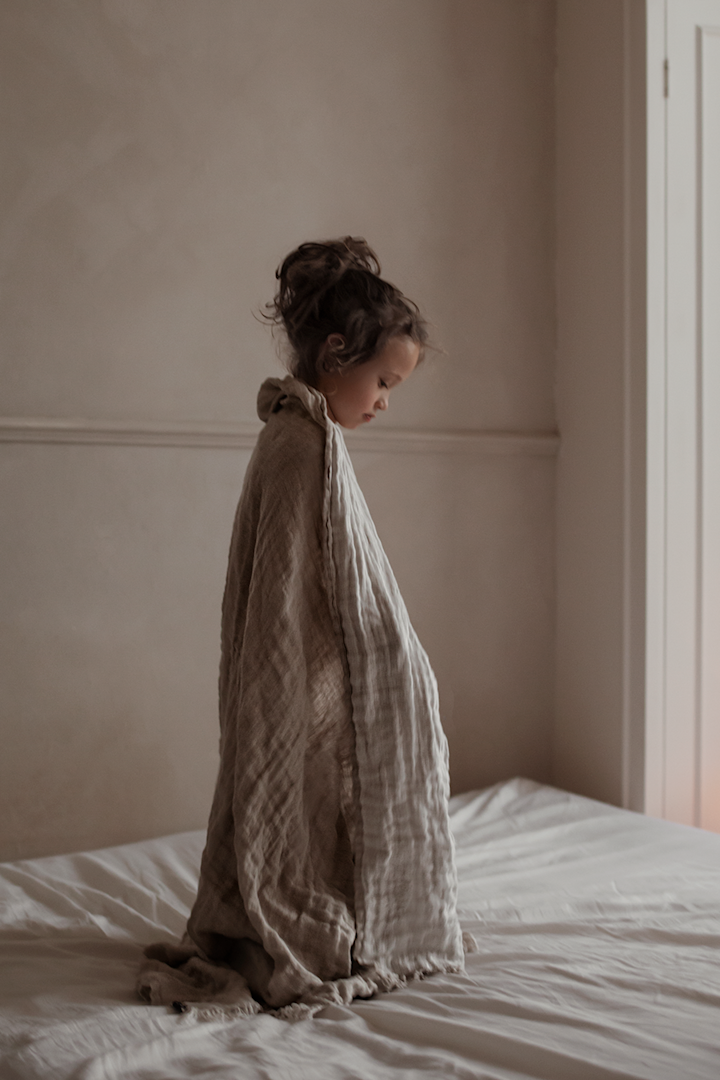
[0,416,560,456]
[0,416,264,450]
[345,427,559,456]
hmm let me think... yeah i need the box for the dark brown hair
[265,236,428,385]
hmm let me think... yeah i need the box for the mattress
[1,777,718,1079]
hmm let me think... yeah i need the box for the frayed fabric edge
[138,934,472,1026]
[173,999,263,1023]
[161,954,474,1025]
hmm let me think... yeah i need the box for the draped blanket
[138,377,464,1018]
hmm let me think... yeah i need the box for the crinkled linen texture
[138,377,464,1018]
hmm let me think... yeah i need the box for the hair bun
[278,236,380,296]
[333,236,381,276]
[270,237,381,342]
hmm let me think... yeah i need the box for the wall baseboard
[0,416,560,456]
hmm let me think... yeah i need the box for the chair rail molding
[0,416,560,456]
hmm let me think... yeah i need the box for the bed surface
[1,777,718,1079]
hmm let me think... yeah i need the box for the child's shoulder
[251,398,325,491]
[263,396,324,449]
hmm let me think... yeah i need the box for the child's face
[317,335,420,429]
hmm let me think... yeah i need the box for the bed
[1,777,718,1079]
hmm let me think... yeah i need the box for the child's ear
[320,334,346,373]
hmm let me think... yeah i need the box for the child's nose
[376,396,388,410]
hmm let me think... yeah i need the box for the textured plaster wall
[0,0,556,859]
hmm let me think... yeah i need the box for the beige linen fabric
[137,377,463,1018]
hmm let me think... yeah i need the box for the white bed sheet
[1,778,718,1080]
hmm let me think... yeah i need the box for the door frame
[644,0,720,828]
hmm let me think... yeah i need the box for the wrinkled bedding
[1,777,719,1079]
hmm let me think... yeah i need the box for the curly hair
[264,236,428,385]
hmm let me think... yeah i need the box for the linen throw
[138,377,464,1019]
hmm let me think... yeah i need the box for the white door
[647,0,720,829]
[697,16,720,831]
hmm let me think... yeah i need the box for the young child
[138,238,465,1019]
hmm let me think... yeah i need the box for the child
[138,238,465,1019]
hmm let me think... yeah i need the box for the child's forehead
[376,336,420,376]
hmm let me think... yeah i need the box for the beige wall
[554,0,647,810]
[0,0,556,859]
